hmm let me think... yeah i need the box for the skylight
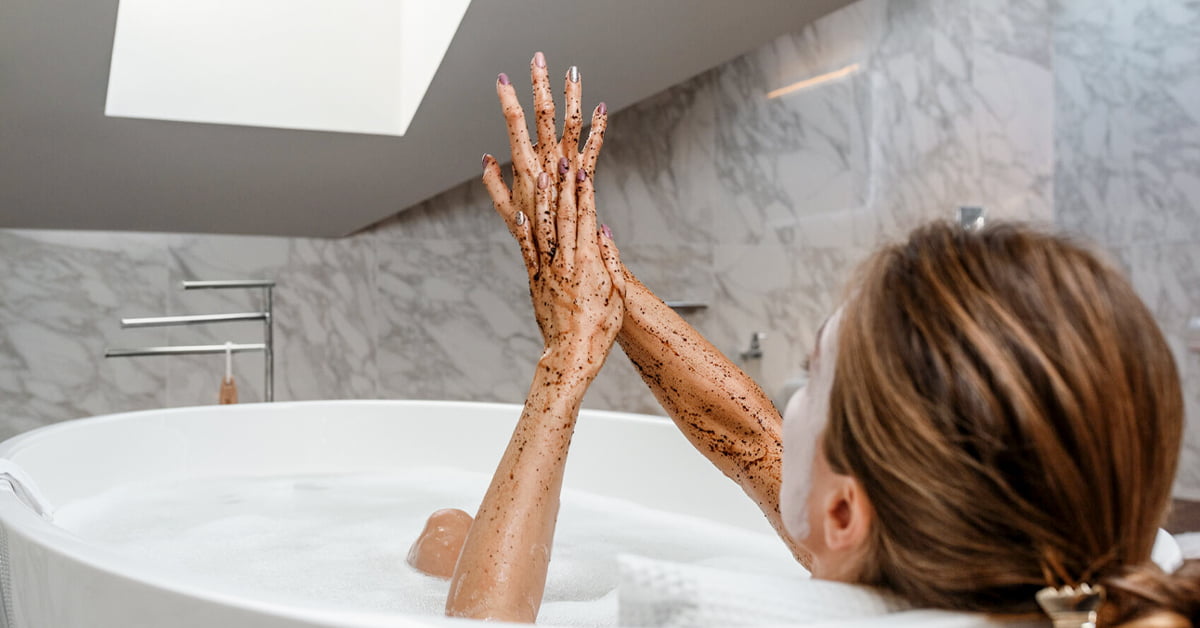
[104,0,471,136]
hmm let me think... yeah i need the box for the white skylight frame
[104,0,471,137]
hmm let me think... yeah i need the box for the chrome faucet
[740,332,767,361]
[957,206,986,231]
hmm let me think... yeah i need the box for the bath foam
[52,468,804,626]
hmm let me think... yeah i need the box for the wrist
[539,342,605,379]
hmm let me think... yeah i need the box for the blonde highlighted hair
[823,222,1198,625]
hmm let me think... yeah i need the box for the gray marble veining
[1055,0,1200,245]
[0,230,168,439]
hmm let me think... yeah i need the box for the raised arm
[446,166,626,622]
[614,274,804,562]
[480,53,804,564]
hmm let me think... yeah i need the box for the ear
[821,475,873,553]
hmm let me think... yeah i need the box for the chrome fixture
[664,301,709,310]
[105,279,275,401]
[957,206,986,231]
[740,332,767,361]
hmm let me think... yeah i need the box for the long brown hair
[823,221,1198,625]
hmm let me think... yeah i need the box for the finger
[513,211,538,282]
[531,52,557,175]
[580,102,608,177]
[496,73,538,183]
[598,225,627,300]
[482,153,515,223]
[534,171,556,268]
[554,157,577,267]
[561,66,582,162]
[575,169,598,254]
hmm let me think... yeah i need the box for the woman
[410,53,1200,626]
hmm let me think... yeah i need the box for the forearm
[616,271,806,562]
[445,348,598,622]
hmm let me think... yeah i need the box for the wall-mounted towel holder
[104,279,275,401]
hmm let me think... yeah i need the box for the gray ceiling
[0,0,850,238]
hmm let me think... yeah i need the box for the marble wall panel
[594,75,718,247]
[1055,0,1200,245]
[0,230,168,439]
[373,235,541,403]
[711,0,877,247]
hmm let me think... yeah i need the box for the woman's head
[783,221,1192,622]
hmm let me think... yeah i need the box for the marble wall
[372,0,1055,414]
[0,0,1195,492]
[1054,0,1200,496]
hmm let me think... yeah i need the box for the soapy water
[53,468,804,626]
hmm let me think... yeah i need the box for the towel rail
[105,279,274,401]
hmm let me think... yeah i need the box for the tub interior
[4,401,778,535]
[0,401,797,628]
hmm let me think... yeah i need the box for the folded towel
[617,554,910,627]
[0,459,53,521]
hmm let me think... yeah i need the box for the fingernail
[597,102,607,116]
[482,153,491,168]
[568,66,580,83]
[515,212,526,226]
[533,52,546,68]
[576,169,587,182]
[538,172,549,189]
[498,73,510,86]
[601,224,613,240]
[558,157,569,175]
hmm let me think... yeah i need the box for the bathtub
[0,400,786,628]
[0,401,1183,628]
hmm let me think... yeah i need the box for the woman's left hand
[444,141,624,624]
[515,165,625,362]
[482,53,610,345]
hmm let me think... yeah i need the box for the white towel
[616,554,910,627]
[0,459,53,521]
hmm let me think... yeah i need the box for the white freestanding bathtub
[0,401,786,628]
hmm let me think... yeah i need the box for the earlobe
[822,476,873,553]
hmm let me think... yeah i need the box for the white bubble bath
[52,469,799,626]
[0,401,802,628]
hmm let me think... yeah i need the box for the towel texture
[617,554,909,626]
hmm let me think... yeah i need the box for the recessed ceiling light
[104,0,471,136]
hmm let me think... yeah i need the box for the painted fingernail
[482,153,491,168]
[533,52,546,68]
[498,73,510,86]
[597,102,607,116]
[538,172,550,189]
[515,212,526,226]
[576,169,587,182]
[558,157,569,175]
[601,224,613,240]
[568,66,580,83]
